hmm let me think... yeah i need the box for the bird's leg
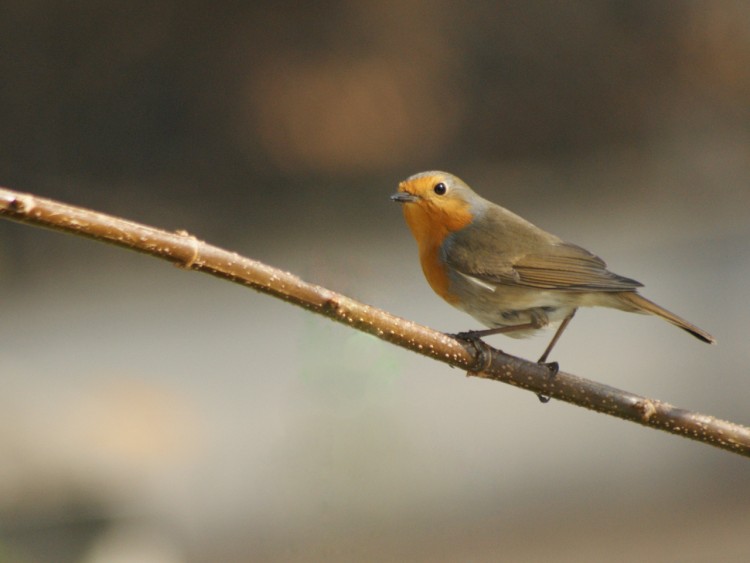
[537,309,577,365]
[452,322,539,340]
[450,322,538,376]
[450,310,577,403]
[535,309,577,403]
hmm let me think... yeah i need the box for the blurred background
[1,1,749,561]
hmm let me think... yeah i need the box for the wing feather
[445,227,642,292]
[509,244,643,290]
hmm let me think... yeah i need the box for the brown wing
[506,243,643,291]
[445,222,643,292]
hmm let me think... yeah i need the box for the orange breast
[419,241,461,305]
[402,199,472,306]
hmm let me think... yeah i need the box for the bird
[391,170,715,372]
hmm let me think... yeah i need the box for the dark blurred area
[1,2,749,562]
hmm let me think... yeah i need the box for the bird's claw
[451,330,483,341]
[540,361,559,378]
[536,361,559,403]
[448,331,493,374]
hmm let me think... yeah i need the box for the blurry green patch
[297,317,403,413]
[0,538,39,563]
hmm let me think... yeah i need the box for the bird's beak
[391,191,419,203]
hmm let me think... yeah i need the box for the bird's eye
[433,182,447,195]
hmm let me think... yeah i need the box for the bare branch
[1,186,748,458]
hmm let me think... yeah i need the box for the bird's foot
[451,330,485,341]
[540,361,559,378]
[536,361,559,403]
[448,331,494,374]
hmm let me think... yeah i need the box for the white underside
[450,271,621,338]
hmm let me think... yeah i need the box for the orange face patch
[398,174,474,235]
[397,174,474,304]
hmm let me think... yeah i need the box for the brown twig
[0,186,747,458]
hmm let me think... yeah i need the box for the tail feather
[617,292,715,344]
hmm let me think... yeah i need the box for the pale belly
[445,270,613,338]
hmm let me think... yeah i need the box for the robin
[391,170,715,375]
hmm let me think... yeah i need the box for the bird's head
[391,171,482,242]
